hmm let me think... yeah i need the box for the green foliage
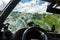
[32,14,60,33]
[4,12,60,33]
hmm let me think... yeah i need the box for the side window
[0,0,10,15]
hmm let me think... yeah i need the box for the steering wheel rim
[22,27,49,40]
[14,28,27,40]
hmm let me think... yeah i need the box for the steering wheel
[22,27,49,40]
[14,28,27,40]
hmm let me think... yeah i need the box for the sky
[0,0,50,13]
[0,0,10,10]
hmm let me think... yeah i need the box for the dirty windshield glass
[4,0,60,34]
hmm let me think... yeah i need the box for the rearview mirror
[41,0,60,14]
[42,0,60,3]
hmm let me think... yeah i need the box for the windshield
[2,0,60,34]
